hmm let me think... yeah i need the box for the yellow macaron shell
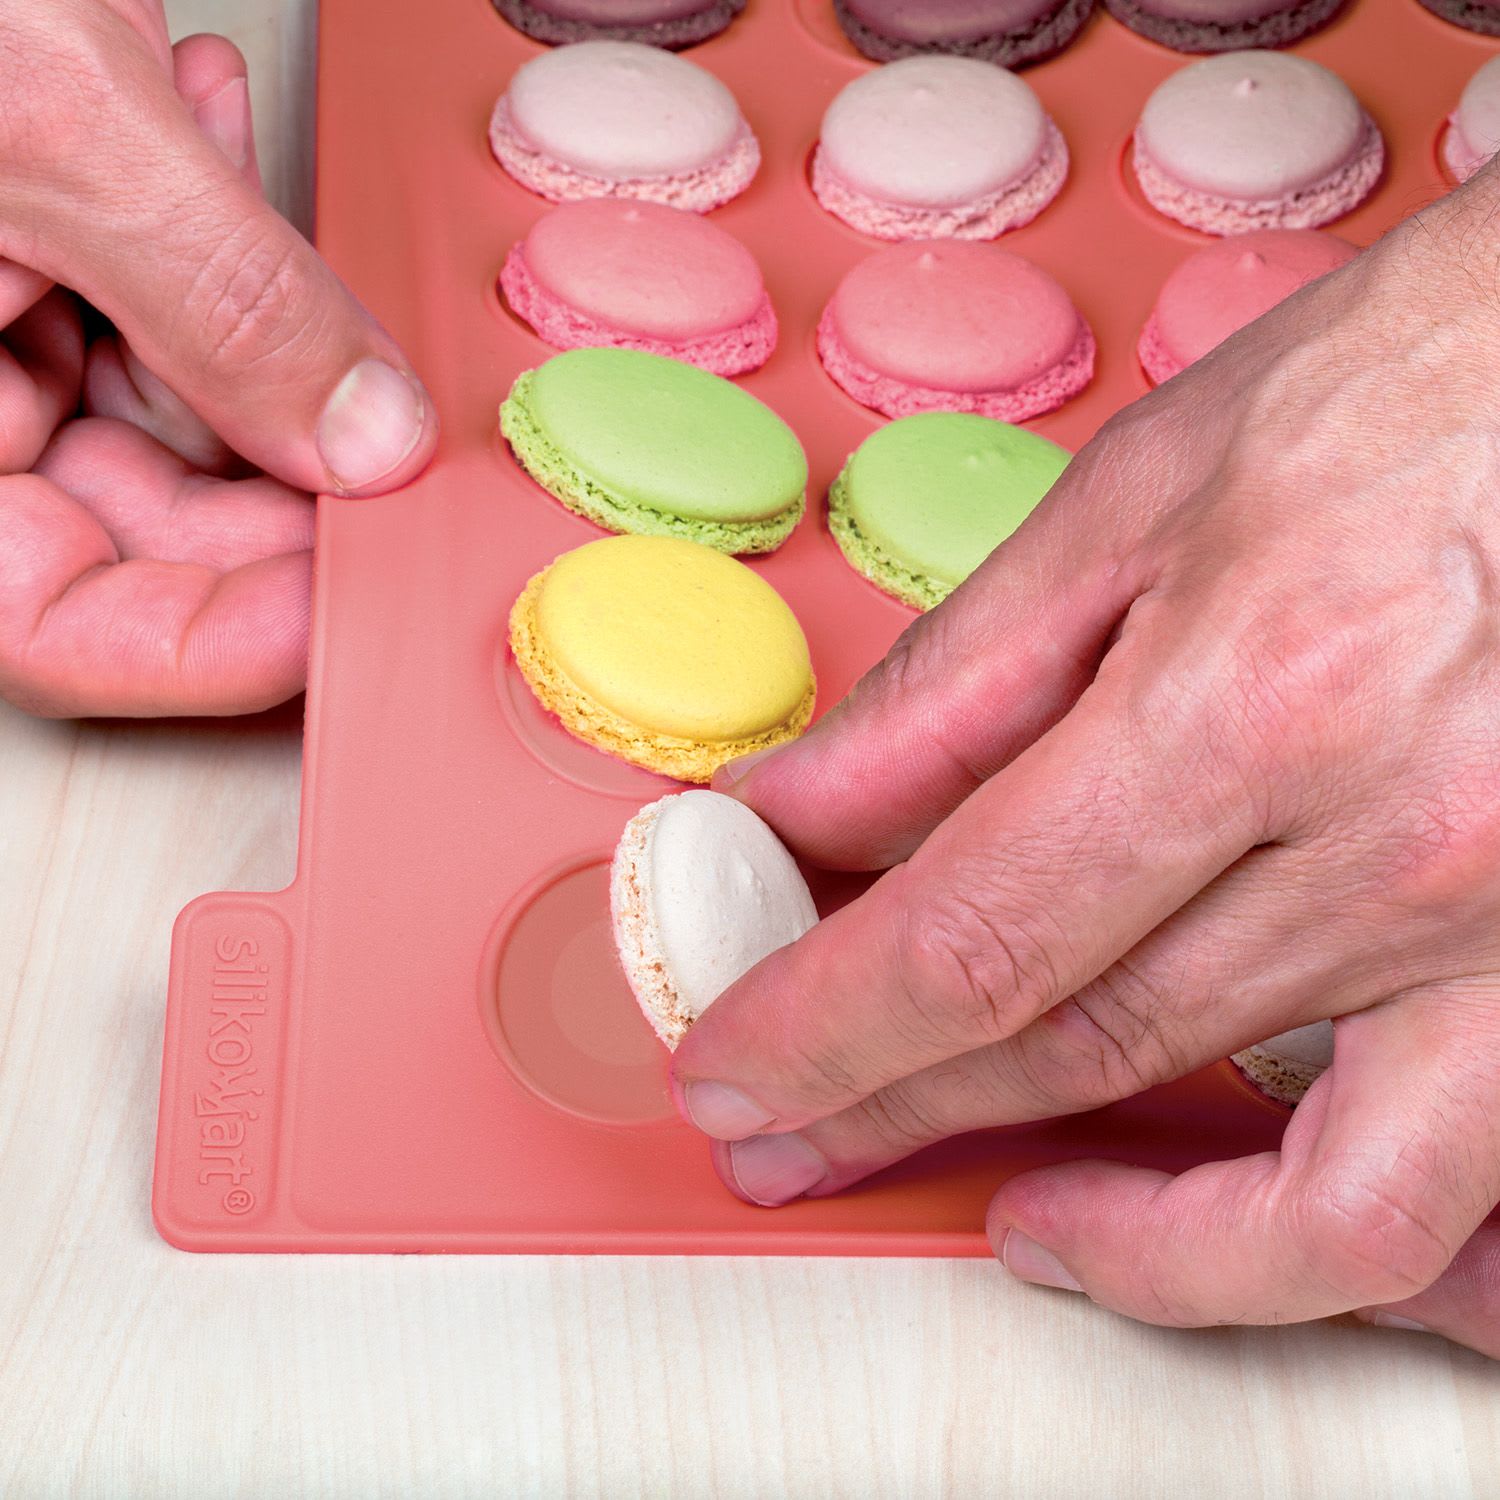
[531,535,811,742]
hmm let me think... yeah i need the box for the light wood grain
[1,2,1498,1496]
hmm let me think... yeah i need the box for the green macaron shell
[500,349,808,554]
[829,413,1069,610]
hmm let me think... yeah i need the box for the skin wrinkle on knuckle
[175,218,316,373]
[1306,1161,1460,1306]
[906,880,1070,1048]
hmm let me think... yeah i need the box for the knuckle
[1039,963,1181,1106]
[1308,1166,1457,1304]
[181,219,317,372]
[901,884,1065,1046]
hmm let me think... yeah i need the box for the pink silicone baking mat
[152,0,1489,1253]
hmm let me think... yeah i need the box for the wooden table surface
[3,3,1499,1496]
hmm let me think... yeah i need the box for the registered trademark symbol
[222,1187,255,1215]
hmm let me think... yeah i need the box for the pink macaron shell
[819,311,1094,419]
[502,251,777,373]
[812,121,1068,241]
[516,200,766,339]
[818,240,1094,417]
[1138,229,1358,383]
[526,0,725,19]
[1444,56,1500,183]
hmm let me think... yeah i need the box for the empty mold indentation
[496,637,679,799]
[484,861,676,1126]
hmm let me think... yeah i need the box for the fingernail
[1001,1231,1084,1293]
[1367,1311,1432,1334]
[711,745,781,792]
[683,1080,775,1140]
[728,1133,827,1206]
[317,360,427,492]
[193,77,251,171]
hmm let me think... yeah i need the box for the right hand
[0,1,438,717]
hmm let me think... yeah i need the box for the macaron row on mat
[155,0,1493,1254]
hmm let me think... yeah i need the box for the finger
[714,403,1197,871]
[2,12,437,497]
[34,417,313,568]
[172,34,264,192]
[81,35,269,471]
[0,291,85,474]
[0,261,53,328]
[673,614,1271,1139]
[0,474,309,717]
[82,335,240,475]
[986,991,1500,1327]
[706,840,1381,1204]
[1353,1219,1500,1359]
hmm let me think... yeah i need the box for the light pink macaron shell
[1138,51,1369,201]
[1445,55,1500,183]
[824,240,1084,393]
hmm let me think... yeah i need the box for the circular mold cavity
[495,639,679,799]
[481,860,677,1127]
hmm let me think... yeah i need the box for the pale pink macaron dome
[1138,229,1358,384]
[1444,55,1500,183]
[811,56,1068,241]
[489,40,760,212]
[501,200,777,375]
[817,240,1094,419]
[1134,51,1383,234]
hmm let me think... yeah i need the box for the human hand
[672,169,1500,1357]
[0,2,438,717]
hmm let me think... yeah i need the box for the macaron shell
[1129,0,1319,21]
[841,0,1067,41]
[503,42,745,181]
[525,0,725,20]
[818,57,1051,210]
[509,200,767,340]
[500,348,807,549]
[526,536,813,742]
[1137,51,1367,201]
[1144,229,1358,379]
[645,793,817,1032]
[825,242,1085,392]
[831,413,1070,607]
[1446,54,1500,181]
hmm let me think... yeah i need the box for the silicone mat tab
[154,0,1489,1253]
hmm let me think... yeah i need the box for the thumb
[2,13,437,496]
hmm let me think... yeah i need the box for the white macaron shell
[819,56,1049,210]
[646,791,817,1022]
[506,41,744,181]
